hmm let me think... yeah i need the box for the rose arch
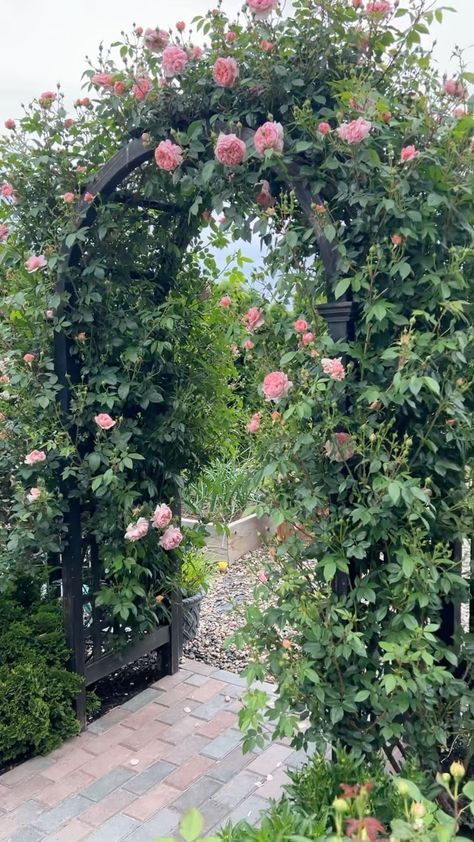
[1,0,473,757]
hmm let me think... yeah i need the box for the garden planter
[182,591,204,641]
[181,513,275,563]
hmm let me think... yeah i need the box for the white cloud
[0,0,472,124]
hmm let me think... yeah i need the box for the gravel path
[183,548,268,673]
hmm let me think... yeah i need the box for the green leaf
[354,689,370,702]
[323,223,336,243]
[201,160,215,184]
[384,674,397,693]
[388,482,401,505]
[180,808,204,842]
[402,556,414,577]
[463,782,474,800]
[334,277,351,300]
[423,376,440,396]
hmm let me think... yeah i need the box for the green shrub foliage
[0,579,81,764]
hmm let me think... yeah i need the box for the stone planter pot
[182,591,204,641]
[181,513,275,564]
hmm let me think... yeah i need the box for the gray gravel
[183,549,269,673]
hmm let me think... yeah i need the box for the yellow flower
[217,561,228,573]
[450,762,465,780]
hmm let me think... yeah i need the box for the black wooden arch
[54,131,461,724]
[54,137,187,721]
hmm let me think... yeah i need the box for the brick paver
[0,658,302,840]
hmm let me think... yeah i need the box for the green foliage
[156,757,474,842]
[184,454,260,523]
[179,547,215,598]
[0,578,82,764]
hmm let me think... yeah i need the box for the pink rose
[144,27,169,52]
[64,118,75,129]
[254,121,284,155]
[294,318,308,334]
[176,21,186,31]
[391,234,403,246]
[132,77,152,101]
[247,0,279,19]
[45,309,54,320]
[366,0,391,15]
[337,117,372,144]
[302,332,314,346]
[135,26,144,35]
[154,140,183,171]
[321,357,346,381]
[77,332,87,342]
[318,121,331,135]
[220,295,232,308]
[1,183,14,197]
[454,107,467,119]
[242,307,264,332]
[125,517,150,542]
[188,45,204,60]
[63,192,75,203]
[152,503,173,529]
[94,413,115,430]
[246,412,261,433]
[256,180,273,208]
[352,0,363,7]
[262,371,292,401]
[23,353,35,363]
[114,81,126,95]
[444,79,458,96]
[324,432,355,462]
[84,192,95,202]
[212,57,239,88]
[257,569,268,583]
[39,91,56,107]
[24,449,47,465]
[244,339,254,350]
[4,119,15,130]
[260,39,273,51]
[159,526,183,550]
[92,73,113,88]
[25,255,47,273]
[162,45,188,77]
[226,31,237,43]
[0,224,9,242]
[27,487,41,503]
[215,133,246,167]
[401,145,418,162]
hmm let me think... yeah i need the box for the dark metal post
[317,299,357,597]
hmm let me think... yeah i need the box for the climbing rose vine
[0,0,473,767]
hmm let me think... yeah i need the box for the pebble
[183,549,270,673]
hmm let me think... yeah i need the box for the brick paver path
[0,659,303,841]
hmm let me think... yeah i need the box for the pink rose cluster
[337,118,372,144]
[254,121,284,155]
[247,0,279,19]
[213,57,239,88]
[155,140,183,171]
[124,503,182,550]
[242,307,264,332]
[246,412,261,434]
[262,371,292,402]
[324,432,355,462]
[215,133,246,167]
[1,183,13,198]
[162,45,188,77]
[144,28,169,52]
[443,78,467,99]
[321,357,346,381]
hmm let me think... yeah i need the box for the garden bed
[182,513,274,563]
